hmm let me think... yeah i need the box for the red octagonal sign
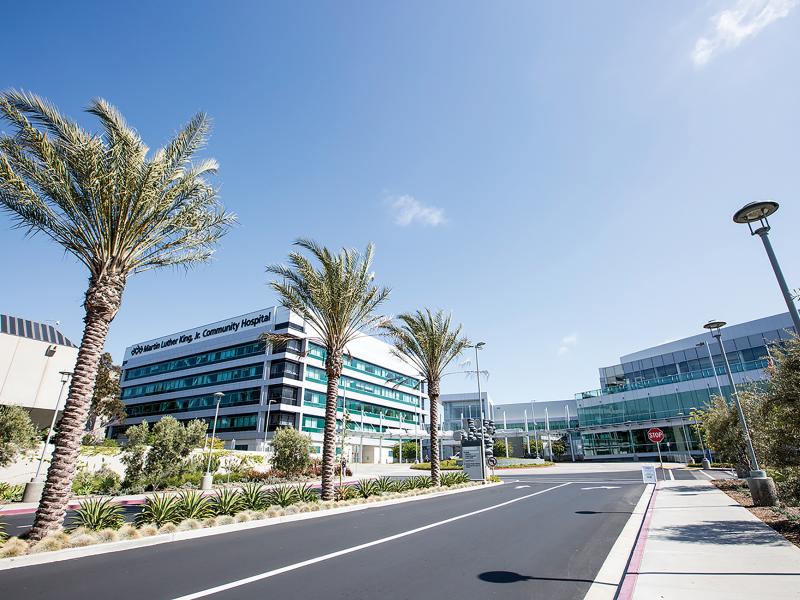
[647,427,665,444]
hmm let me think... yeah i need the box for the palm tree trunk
[322,353,343,500]
[429,380,441,486]
[29,273,124,541]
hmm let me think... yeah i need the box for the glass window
[125,341,265,381]
[121,364,263,399]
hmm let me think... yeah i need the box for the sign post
[648,428,665,479]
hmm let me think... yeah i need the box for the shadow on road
[477,571,602,585]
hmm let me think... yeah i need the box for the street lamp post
[262,397,277,452]
[704,320,777,505]
[733,201,800,333]
[697,341,724,399]
[469,342,487,480]
[23,371,72,503]
[201,392,225,491]
[625,420,637,462]
[530,400,540,459]
[565,405,575,462]
[502,410,509,458]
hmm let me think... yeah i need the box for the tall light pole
[733,201,800,333]
[262,396,277,452]
[530,401,540,459]
[23,371,72,503]
[468,342,487,479]
[704,320,777,505]
[202,391,225,490]
[502,409,509,458]
[565,405,575,462]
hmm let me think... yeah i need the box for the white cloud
[557,333,578,356]
[388,194,446,227]
[692,0,797,67]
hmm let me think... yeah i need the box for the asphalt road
[1,470,656,600]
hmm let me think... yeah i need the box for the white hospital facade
[114,307,426,462]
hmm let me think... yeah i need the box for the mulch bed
[713,479,800,548]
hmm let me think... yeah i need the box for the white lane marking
[583,483,655,600]
[697,470,714,480]
[173,482,573,600]
[514,485,531,489]
[668,469,675,481]
[581,486,621,490]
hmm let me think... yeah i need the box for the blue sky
[2,1,799,402]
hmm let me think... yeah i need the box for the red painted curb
[617,484,659,600]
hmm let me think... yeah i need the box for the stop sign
[647,427,665,444]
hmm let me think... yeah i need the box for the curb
[0,481,502,570]
[582,482,656,600]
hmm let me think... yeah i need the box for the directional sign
[647,427,665,444]
[641,465,657,484]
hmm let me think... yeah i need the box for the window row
[121,364,263,399]
[307,343,420,389]
[305,365,420,406]
[301,415,392,434]
[269,359,302,380]
[126,388,261,418]
[302,390,419,423]
[124,341,266,381]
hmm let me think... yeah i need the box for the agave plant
[239,483,268,511]
[175,491,214,521]
[266,485,298,508]
[212,488,244,516]
[70,497,125,531]
[292,483,319,504]
[374,476,396,494]
[356,479,379,499]
[441,472,470,487]
[334,485,358,501]
[135,494,180,527]
[410,475,433,489]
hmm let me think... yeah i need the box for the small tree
[86,352,125,436]
[271,427,312,477]
[0,405,39,466]
[492,439,509,459]
[391,441,419,462]
[523,438,545,458]
[550,439,567,458]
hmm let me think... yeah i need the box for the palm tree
[0,91,233,539]
[382,309,470,486]
[266,239,390,500]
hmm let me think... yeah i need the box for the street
[0,468,728,600]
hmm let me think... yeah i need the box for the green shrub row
[0,482,24,502]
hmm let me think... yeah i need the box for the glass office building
[114,306,426,461]
[575,312,794,460]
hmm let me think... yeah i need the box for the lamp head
[733,201,778,235]
[703,320,726,336]
[214,391,225,398]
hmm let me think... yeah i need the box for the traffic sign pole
[656,441,664,479]
[647,427,666,480]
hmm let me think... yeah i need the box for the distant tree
[391,441,419,462]
[86,352,126,436]
[492,439,509,459]
[0,405,39,466]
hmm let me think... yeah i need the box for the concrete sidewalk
[622,479,800,599]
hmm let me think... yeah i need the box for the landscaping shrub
[410,460,460,471]
[266,485,298,507]
[212,488,244,516]
[356,479,379,498]
[292,483,318,503]
[410,475,433,489]
[271,428,313,477]
[135,494,180,527]
[70,497,124,531]
[0,537,28,557]
[374,476,396,493]
[441,472,470,486]
[122,417,207,490]
[239,483,268,511]
[334,485,358,501]
[175,491,214,521]
[71,466,122,496]
[0,482,24,502]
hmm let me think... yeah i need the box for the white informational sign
[462,443,485,481]
[641,465,657,484]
